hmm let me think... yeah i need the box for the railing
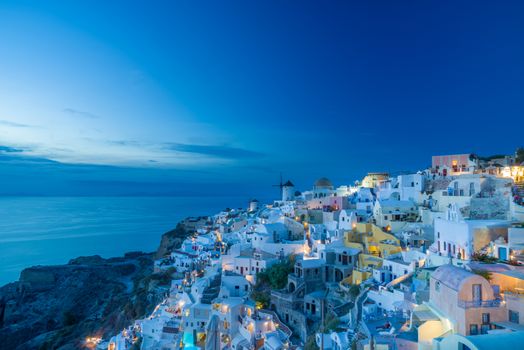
[457,299,501,308]
[259,309,293,337]
[504,290,524,300]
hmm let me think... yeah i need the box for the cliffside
[155,222,192,258]
[0,252,167,350]
[0,220,193,350]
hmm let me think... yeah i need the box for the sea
[0,196,252,286]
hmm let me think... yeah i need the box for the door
[499,247,508,261]
[473,284,482,305]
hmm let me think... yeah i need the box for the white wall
[367,287,404,312]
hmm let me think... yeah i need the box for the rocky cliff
[0,221,192,350]
[0,252,164,350]
[155,222,193,258]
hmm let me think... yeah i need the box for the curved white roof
[431,264,478,291]
[463,331,524,349]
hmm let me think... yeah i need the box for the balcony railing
[504,290,524,300]
[457,299,501,308]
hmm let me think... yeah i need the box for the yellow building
[344,223,401,258]
[361,172,389,188]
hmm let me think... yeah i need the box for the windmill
[273,172,284,198]
[273,173,295,201]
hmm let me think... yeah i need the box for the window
[482,313,490,324]
[435,281,440,292]
[460,343,472,350]
[469,324,478,335]
[509,310,519,324]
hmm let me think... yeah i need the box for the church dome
[314,177,333,189]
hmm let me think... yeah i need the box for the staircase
[259,309,292,338]
[200,273,221,304]
[515,181,524,198]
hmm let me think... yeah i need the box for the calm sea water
[0,196,248,286]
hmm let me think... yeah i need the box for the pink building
[432,154,477,175]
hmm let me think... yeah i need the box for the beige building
[417,265,507,350]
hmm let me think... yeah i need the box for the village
[103,150,524,350]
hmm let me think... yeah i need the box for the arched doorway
[334,269,343,282]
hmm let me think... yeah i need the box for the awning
[413,309,439,322]
[492,321,524,332]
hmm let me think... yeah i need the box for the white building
[432,204,510,260]
[373,199,417,232]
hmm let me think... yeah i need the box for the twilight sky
[1,1,523,196]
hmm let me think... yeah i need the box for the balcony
[457,299,502,308]
[504,290,524,300]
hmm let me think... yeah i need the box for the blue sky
[1,1,523,196]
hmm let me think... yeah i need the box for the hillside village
[103,150,524,350]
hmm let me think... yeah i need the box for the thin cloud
[0,145,23,153]
[0,119,31,128]
[107,139,143,147]
[63,108,100,119]
[167,143,264,160]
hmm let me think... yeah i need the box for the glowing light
[85,336,102,349]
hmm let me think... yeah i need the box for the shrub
[348,284,360,299]
[472,269,492,281]
[471,252,498,263]
[62,310,78,326]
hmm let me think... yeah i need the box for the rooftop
[431,264,477,291]
[463,330,524,349]
[314,177,333,189]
